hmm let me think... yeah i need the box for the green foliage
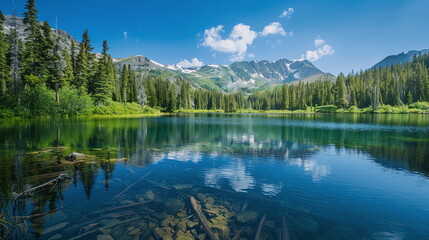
[57,86,93,115]
[315,105,338,113]
[91,100,144,115]
[409,101,429,110]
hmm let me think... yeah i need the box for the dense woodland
[0,0,428,117]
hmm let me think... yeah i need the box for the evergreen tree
[119,64,129,102]
[0,11,10,95]
[92,40,114,105]
[335,74,348,108]
[8,12,22,97]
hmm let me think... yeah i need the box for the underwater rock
[48,234,63,240]
[44,222,69,234]
[96,234,115,240]
[176,219,188,232]
[212,224,230,239]
[175,230,194,240]
[236,210,258,223]
[100,219,120,227]
[197,193,207,201]
[65,152,85,161]
[164,199,184,214]
[145,190,155,200]
[173,184,192,190]
[296,217,319,233]
[128,228,141,236]
[99,228,111,235]
[162,215,179,227]
[187,220,198,229]
[197,234,206,240]
[154,227,173,240]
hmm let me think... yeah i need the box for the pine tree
[335,74,348,108]
[9,12,22,97]
[119,64,129,102]
[92,40,114,105]
[0,11,10,95]
[22,0,43,82]
[50,33,66,102]
[62,49,74,84]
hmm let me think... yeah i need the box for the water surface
[1,114,428,239]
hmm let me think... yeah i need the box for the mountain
[2,14,330,92]
[114,56,331,92]
[2,15,78,51]
[372,49,429,69]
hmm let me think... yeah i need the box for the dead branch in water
[282,216,290,240]
[69,217,139,240]
[254,214,266,240]
[142,178,170,190]
[232,227,244,240]
[190,196,217,240]
[91,200,153,216]
[13,174,71,199]
[14,207,63,220]
[113,170,152,200]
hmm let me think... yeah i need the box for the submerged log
[190,196,217,240]
[282,216,290,240]
[113,170,152,200]
[13,173,71,199]
[65,152,86,161]
[232,227,244,240]
[254,214,266,240]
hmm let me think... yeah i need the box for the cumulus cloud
[202,22,288,61]
[177,58,204,68]
[280,8,294,19]
[260,22,286,36]
[202,24,258,61]
[303,37,334,61]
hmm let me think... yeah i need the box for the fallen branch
[13,174,71,199]
[142,178,170,190]
[69,217,139,240]
[91,200,153,216]
[14,207,63,220]
[232,227,244,240]
[113,170,152,200]
[190,196,216,240]
[281,216,290,240]
[254,214,266,240]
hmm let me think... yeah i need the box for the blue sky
[1,0,428,74]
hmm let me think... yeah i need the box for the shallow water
[1,114,429,239]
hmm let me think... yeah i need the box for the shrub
[91,100,144,115]
[57,86,94,116]
[409,102,429,110]
[315,105,338,113]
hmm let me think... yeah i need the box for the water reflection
[0,114,428,239]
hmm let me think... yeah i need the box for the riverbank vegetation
[0,1,428,118]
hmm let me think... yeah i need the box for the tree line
[0,0,428,117]
[0,0,139,116]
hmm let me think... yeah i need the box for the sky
[1,0,428,74]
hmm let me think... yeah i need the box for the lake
[1,114,429,240]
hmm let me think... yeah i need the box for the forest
[0,0,428,117]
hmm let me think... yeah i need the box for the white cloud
[280,8,294,19]
[177,58,204,68]
[202,22,289,61]
[260,22,286,36]
[202,24,258,61]
[123,32,128,40]
[302,37,334,61]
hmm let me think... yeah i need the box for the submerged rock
[96,234,114,240]
[65,152,85,161]
[154,227,173,240]
[212,224,230,239]
[44,222,69,234]
[236,210,258,223]
[145,190,155,200]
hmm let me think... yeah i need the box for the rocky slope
[115,56,331,92]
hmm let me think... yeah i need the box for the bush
[91,100,144,115]
[347,106,361,113]
[57,86,94,116]
[21,85,56,117]
[409,102,429,110]
[315,105,338,113]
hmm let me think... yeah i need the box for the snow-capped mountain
[114,56,331,92]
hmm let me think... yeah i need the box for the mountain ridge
[372,49,429,69]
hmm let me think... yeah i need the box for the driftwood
[113,170,152,200]
[91,200,153,216]
[190,196,217,240]
[281,216,290,240]
[13,174,71,199]
[232,227,244,240]
[142,178,171,190]
[254,214,266,240]
[69,217,139,240]
[14,207,63,220]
